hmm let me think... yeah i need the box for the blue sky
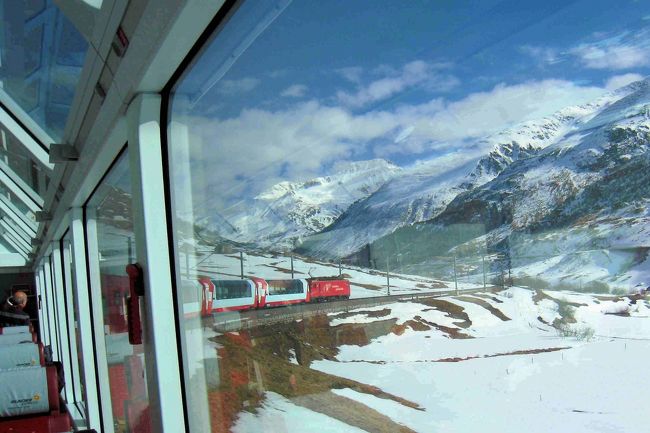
[175,0,650,207]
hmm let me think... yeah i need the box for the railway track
[211,286,501,332]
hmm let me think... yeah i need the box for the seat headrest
[0,333,36,346]
[0,343,43,369]
[0,366,57,417]
[0,325,32,335]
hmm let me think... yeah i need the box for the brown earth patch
[456,296,511,321]
[417,298,472,328]
[351,282,384,291]
[392,319,432,335]
[331,308,392,321]
[534,290,587,307]
[414,281,448,289]
[210,319,424,432]
[342,346,571,365]
[470,293,504,303]
[433,346,570,363]
[414,315,473,339]
[291,391,418,433]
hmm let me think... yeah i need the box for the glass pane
[169,1,650,432]
[0,181,36,223]
[62,232,88,423]
[86,150,151,433]
[0,1,89,140]
[0,121,51,196]
[49,255,64,365]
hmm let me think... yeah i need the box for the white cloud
[217,77,261,95]
[571,43,650,69]
[519,45,561,64]
[336,60,459,109]
[605,73,644,91]
[335,67,364,83]
[280,84,308,98]
[373,79,604,157]
[568,29,650,70]
[187,78,607,210]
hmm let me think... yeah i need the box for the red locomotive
[198,276,350,315]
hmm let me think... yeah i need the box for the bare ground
[291,391,418,433]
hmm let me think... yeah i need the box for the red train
[198,276,350,315]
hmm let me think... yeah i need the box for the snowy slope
[197,159,400,249]
[296,81,644,259]
[226,286,650,433]
[365,79,650,291]
[192,79,650,290]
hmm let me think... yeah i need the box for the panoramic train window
[0,1,89,140]
[168,1,650,431]
[86,151,151,433]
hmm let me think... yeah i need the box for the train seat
[0,342,45,369]
[0,365,71,433]
[0,325,34,335]
[0,333,37,345]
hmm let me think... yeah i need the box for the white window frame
[127,93,186,433]
[85,206,116,433]
[42,253,60,361]
[70,207,102,431]
[51,240,74,402]
[37,263,51,347]
[34,264,47,344]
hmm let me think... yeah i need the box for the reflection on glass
[0,182,35,223]
[87,151,151,433]
[169,1,650,432]
[0,121,50,197]
[0,2,88,140]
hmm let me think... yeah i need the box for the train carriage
[199,278,261,313]
[264,279,309,307]
[308,278,351,301]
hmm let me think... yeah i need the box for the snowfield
[226,287,650,433]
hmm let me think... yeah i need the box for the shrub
[580,280,611,294]
[556,323,595,341]
[556,299,576,323]
[512,275,550,290]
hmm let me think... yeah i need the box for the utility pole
[482,255,486,289]
[386,256,390,296]
[240,251,244,279]
[290,254,294,279]
[453,255,458,295]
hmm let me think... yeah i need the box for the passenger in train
[0,290,30,327]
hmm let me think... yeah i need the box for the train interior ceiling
[1,1,650,433]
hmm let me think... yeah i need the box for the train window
[213,280,253,300]
[167,1,650,432]
[267,279,305,295]
[86,150,151,433]
[61,232,88,423]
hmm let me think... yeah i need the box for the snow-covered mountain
[197,159,401,248]
[195,78,650,290]
[296,81,644,258]
[360,79,650,290]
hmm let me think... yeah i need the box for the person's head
[10,291,27,309]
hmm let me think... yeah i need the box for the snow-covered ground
[190,248,486,299]
[227,287,650,433]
